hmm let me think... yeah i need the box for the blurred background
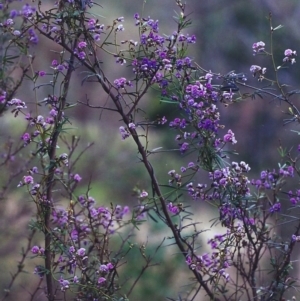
[1,0,300,300]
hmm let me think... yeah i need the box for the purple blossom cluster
[114,77,132,89]
[186,232,231,283]
[250,65,267,78]
[2,3,36,20]
[210,161,250,192]
[31,195,127,291]
[31,245,45,255]
[283,49,297,64]
[76,195,130,231]
[87,18,104,41]
[252,41,265,55]
[130,14,195,95]
[292,234,300,242]
[288,189,300,206]
[167,202,182,214]
[0,3,39,43]
[119,126,131,140]
[166,71,241,159]
[251,166,294,190]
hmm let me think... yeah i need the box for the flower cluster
[292,234,300,242]
[74,41,88,60]
[250,65,267,77]
[130,14,195,95]
[167,202,182,214]
[31,246,45,255]
[288,189,300,206]
[87,18,104,41]
[251,166,294,190]
[114,77,132,89]
[209,161,251,193]
[252,41,265,54]
[119,126,130,140]
[283,49,297,64]
[186,232,231,283]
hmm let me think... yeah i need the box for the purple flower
[77,248,86,257]
[13,30,21,36]
[39,70,46,77]
[31,246,39,254]
[115,57,126,65]
[23,175,34,185]
[7,98,27,108]
[223,129,237,144]
[115,205,130,219]
[98,277,106,285]
[290,197,297,205]
[180,166,187,172]
[269,203,281,213]
[28,28,38,44]
[167,202,180,214]
[78,51,86,60]
[51,60,58,67]
[252,41,265,54]
[116,24,124,32]
[59,277,70,291]
[94,34,101,41]
[52,207,68,226]
[57,64,65,72]
[10,9,18,18]
[49,109,58,117]
[128,123,135,129]
[186,34,196,44]
[99,264,108,273]
[186,255,192,265]
[78,41,87,49]
[140,190,148,198]
[114,77,131,89]
[22,3,36,19]
[180,142,189,153]
[73,174,82,182]
[21,133,31,145]
[250,65,266,77]
[71,229,78,241]
[88,18,96,28]
[119,126,130,140]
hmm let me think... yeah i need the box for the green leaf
[273,24,284,31]
[160,96,178,104]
